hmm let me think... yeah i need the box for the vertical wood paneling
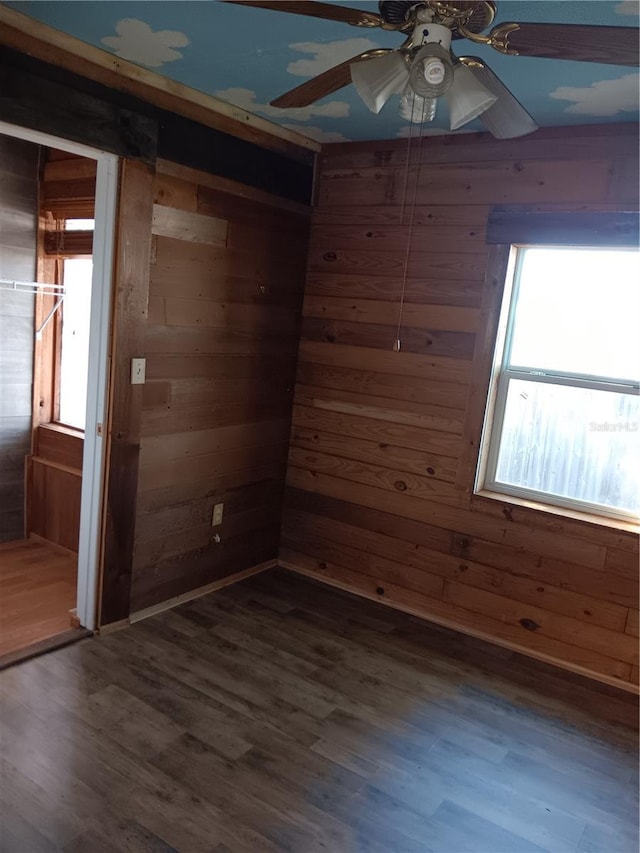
[100,159,154,625]
[131,162,309,612]
[282,124,640,690]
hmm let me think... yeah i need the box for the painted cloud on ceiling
[286,38,380,77]
[615,1,640,15]
[214,87,350,121]
[101,19,189,68]
[550,74,640,116]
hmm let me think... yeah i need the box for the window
[477,246,640,524]
[64,218,94,231]
[58,258,93,430]
[34,152,96,435]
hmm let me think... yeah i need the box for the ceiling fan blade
[270,51,391,108]
[501,22,639,66]
[223,0,386,28]
[461,58,538,139]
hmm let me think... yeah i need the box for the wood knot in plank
[376,587,385,596]
[519,618,539,632]
[394,480,408,492]
[323,252,337,262]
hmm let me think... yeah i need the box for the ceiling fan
[224,1,639,138]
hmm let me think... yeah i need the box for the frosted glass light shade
[446,63,498,130]
[351,52,409,114]
[399,86,437,123]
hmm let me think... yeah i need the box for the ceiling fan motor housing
[379,1,497,35]
[379,1,421,25]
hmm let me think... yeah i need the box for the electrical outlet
[211,503,224,526]
[131,358,146,385]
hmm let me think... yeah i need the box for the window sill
[474,489,640,535]
[42,422,85,440]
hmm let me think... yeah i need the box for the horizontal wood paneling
[133,163,309,611]
[0,135,38,542]
[41,155,97,219]
[35,424,83,470]
[26,418,84,555]
[28,459,81,553]
[282,123,640,690]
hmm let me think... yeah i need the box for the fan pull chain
[394,94,427,352]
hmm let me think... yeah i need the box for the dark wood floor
[1,568,638,853]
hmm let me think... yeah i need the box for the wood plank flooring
[0,538,77,658]
[0,568,638,852]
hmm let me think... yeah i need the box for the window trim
[475,243,640,527]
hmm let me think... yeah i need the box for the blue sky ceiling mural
[6,1,640,142]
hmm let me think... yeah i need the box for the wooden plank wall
[0,134,39,541]
[28,424,83,552]
[281,123,640,690]
[131,161,310,611]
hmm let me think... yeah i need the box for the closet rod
[0,277,64,294]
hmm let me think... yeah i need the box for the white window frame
[476,244,640,526]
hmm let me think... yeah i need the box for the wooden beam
[0,4,319,160]
[44,230,93,256]
[99,159,155,626]
[157,159,312,217]
[487,207,640,246]
[0,49,158,163]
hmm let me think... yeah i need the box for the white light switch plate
[212,503,224,526]
[131,358,146,385]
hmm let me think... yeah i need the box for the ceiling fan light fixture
[445,62,497,130]
[408,43,454,98]
[351,51,409,114]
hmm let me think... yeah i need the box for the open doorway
[0,124,117,663]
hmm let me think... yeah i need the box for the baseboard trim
[28,533,78,558]
[98,617,131,635]
[278,560,640,697]
[128,560,277,624]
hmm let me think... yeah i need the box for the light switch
[212,503,224,526]
[131,358,146,385]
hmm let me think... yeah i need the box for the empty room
[0,1,638,851]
